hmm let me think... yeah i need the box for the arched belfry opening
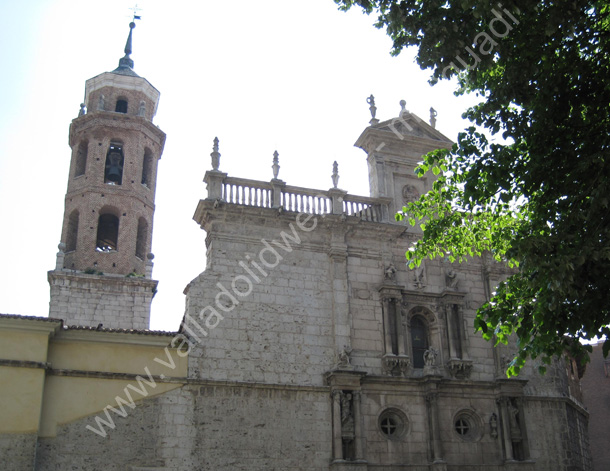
[104,143,124,184]
[115,98,128,113]
[96,211,120,252]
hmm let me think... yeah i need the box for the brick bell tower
[48,20,166,330]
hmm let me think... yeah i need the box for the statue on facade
[413,262,427,289]
[336,345,353,369]
[367,94,378,125]
[424,347,438,367]
[445,267,459,290]
[490,412,499,439]
[430,107,437,128]
[384,263,397,282]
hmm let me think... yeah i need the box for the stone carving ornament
[402,184,420,204]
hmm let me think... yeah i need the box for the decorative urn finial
[332,161,340,189]
[211,137,221,170]
[399,99,407,116]
[272,151,280,179]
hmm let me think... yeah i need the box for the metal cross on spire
[130,4,142,22]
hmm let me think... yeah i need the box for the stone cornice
[52,328,177,347]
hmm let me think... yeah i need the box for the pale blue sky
[0,0,477,331]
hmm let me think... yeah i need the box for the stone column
[332,390,344,461]
[499,397,514,461]
[382,297,395,355]
[426,392,443,463]
[353,391,364,460]
[396,301,406,356]
[329,228,350,355]
[445,304,457,359]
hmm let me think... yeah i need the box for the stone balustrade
[205,173,390,223]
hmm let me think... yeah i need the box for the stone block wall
[48,271,156,329]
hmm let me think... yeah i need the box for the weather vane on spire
[130,4,142,22]
[115,5,143,73]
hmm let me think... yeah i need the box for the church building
[0,21,592,471]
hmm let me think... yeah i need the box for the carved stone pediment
[446,359,474,379]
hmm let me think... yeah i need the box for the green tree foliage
[336,0,610,374]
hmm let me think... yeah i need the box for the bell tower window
[115,98,128,113]
[75,140,88,177]
[411,316,429,369]
[135,218,148,259]
[66,210,79,252]
[104,143,124,185]
[141,148,153,187]
[96,213,119,252]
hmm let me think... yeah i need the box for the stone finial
[211,137,221,170]
[430,107,437,129]
[272,150,280,179]
[331,161,339,188]
[56,242,66,270]
[78,103,86,117]
[145,253,154,278]
[367,94,379,125]
[399,99,407,116]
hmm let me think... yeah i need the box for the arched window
[115,98,128,113]
[66,210,79,252]
[74,140,88,177]
[135,218,148,259]
[141,148,153,187]
[104,143,124,185]
[96,213,119,252]
[411,316,429,369]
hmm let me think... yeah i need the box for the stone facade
[581,342,610,470]
[0,24,593,471]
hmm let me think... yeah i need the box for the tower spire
[117,21,136,71]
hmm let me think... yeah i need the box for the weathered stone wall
[34,384,331,471]
[0,434,37,471]
[48,272,156,329]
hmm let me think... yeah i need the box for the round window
[453,410,481,441]
[378,408,408,441]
